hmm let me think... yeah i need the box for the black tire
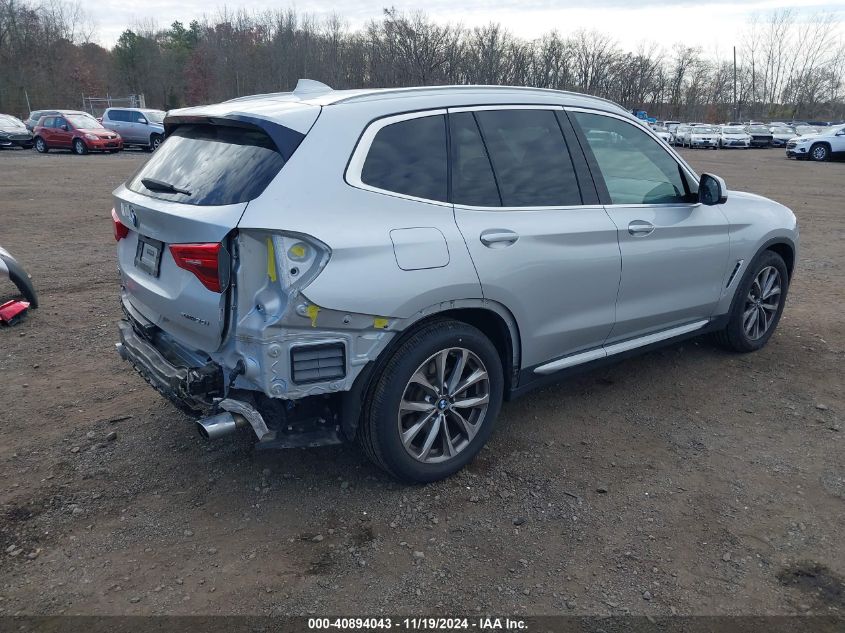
[150,134,164,151]
[359,320,504,483]
[713,250,789,353]
[34,137,48,153]
[809,143,829,162]
[72,138,88,155]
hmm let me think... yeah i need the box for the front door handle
[628,220,655,237]
[480,229,519,248]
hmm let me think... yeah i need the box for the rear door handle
[628,220,655,237]
[480,229,519,248]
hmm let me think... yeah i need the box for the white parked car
[652,126,673,144]
[786,124,845,161]
[687,125,719,149]
[718,125,751,149]
[673,124,692,146]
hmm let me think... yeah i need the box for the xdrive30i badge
[181,312,210,327]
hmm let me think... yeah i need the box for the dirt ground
[0,146,842,617]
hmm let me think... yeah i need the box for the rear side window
[108,110,126,122]
[450,112,501,207]
[474,109,581,207]
[126,124,286,206]
[361,115,447,202]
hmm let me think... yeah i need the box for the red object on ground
[0,299,30,325]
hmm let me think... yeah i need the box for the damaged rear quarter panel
[223,102,486,400]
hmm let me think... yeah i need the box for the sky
[85,0,845,57]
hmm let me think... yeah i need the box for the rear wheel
[713,250,789,353]
[359,320,503,482]
[72,138,88,155]
[34,137,48,153]
[810,143,830,162]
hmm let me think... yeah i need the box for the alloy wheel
[812,145,828,161]
[742,266,782,340]
[397,347,490,464]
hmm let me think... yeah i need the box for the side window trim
[554,110,599,206]
[458,111,503,207]
[565,106,700,207]
[345,108,451,208]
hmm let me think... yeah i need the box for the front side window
[361,114,448,202]
[132,110,147,123]
[474,109,581,207]
[573,111,692,205]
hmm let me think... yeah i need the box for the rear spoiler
[163,113,306,161]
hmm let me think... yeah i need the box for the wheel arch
[765,240,795,280]
[721,237,796,319]
[340,302,522,439]
[810,140,832,156]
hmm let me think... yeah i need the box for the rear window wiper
[141,177,192,196]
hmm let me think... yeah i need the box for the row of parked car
[0,107,166,154]
[646,120,845,161]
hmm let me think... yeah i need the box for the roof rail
[330,84,624,110]
[293,79,333,95]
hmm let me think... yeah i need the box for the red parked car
[33,112,123,155]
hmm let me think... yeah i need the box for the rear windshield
[127,124,285,206]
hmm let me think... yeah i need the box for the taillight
[112,208,129,241]
[169,243,225,293]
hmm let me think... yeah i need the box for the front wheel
[359,320,504,482]
[713,250,789,353]
[810,143,829,162]
[150,134,164,151]
[72,138,88,155]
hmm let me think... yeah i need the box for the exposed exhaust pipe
[196,411,249,440]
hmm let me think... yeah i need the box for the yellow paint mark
[266,237,277,282]
[289,243,307,259]
[373,317,389,329]
[306,304,320,328]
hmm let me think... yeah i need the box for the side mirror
[60,124,69,131]
[699,173,727,205]
[138,118,148,125]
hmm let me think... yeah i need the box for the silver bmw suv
[114,80,798,482]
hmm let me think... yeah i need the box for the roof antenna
[293,79,333,95]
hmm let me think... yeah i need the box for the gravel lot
[0,146,842,616]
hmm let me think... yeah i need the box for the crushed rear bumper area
[116,318,221,414]
[116,317,346,448]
